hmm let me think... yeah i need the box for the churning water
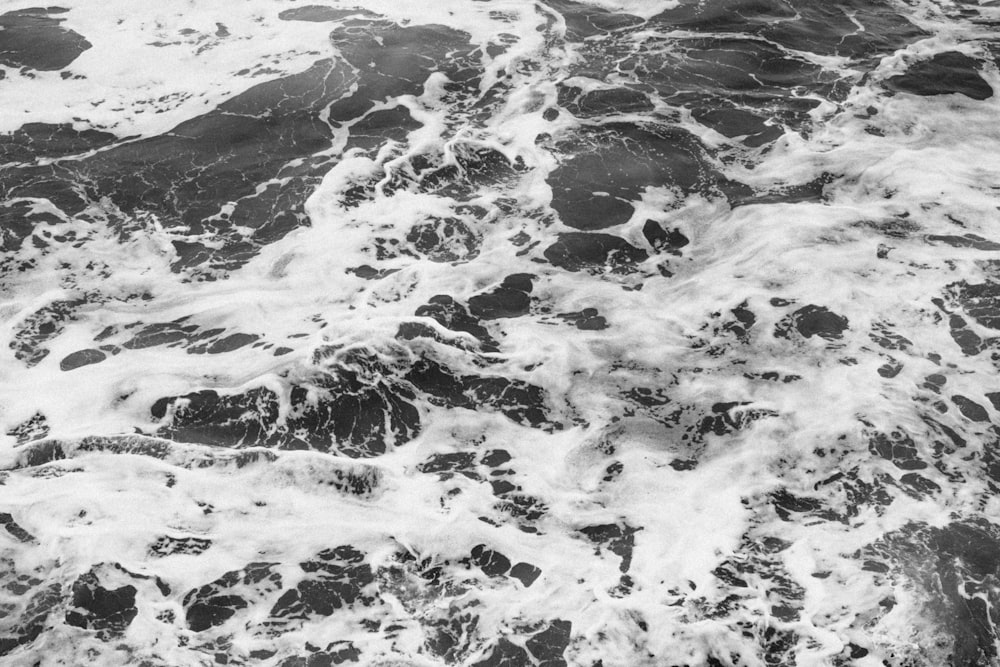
[1,0,1000,665]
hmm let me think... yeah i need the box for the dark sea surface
[1,0,999,664]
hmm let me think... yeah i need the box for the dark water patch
[1,164,89,217]
[153,362,420,457]
[0,200,63,253]
[6,412,49,445]
[777,468,898,523]
[0,579,61,657]
[470,544,512,577]
[556,84,655,118]
[418,451,479,479]
[868,427,927,470]
[367,235,415,262]
[7,434,267,469]
[899,472,941,499]
[732,173,838,207]
[376,550,481,661]
[771,488,824,521]
[123,320,195,349]
[0,19,480,273]
[951,395,990,423]
[687,302,762,353]
[278,642,360,667]
[5,439,66,469]
[982,438,1000,489]
[64,567,138,637]
[0,58,354,273]
[472,638,531,667]
[59,348,106,371]
[468,274,534,320]
[406,215,480,263]
[710,534,805,637]
[509,562,541,587]
[698,402,777,437]
[155,349,551,455]
[417,447,514,485]
[614,393,783,452]
[727,301,757,342]
[636,36,837,128]
[869,322,913,351]
[482,449,512,467]
[89,58,353,267]
[579,523,639,573]
[0,7,91,71]
[344,105,420,152]
[266,546,374,628]
[278,6,378,22]
[341,146,513,206]
[221,172,323,256]
[548,124,710,230]
[473,619,572,667]
[377,154,449,199]
[183,562,282,632]
[944,281,1000,330]
[402,294,500,352]
[692,105,784,146]
[0,123,118,165]
[922,416,968,458]
[603,460,625,481]
[743,371,801,383]
[923,373,947,393]
[148,535,212,557]
[526,620,572,665]
[405,358,552,428]
[774,305,849,340]
[877,357,902,378]
[10,297,87,367]
[423,610,480,663]
[854,215,921,239]
[493,493,548,531]
[624,387,671,409]
[652,0,925,62]
[543,232,649,272]
[347,264,396,280]
[927,233,1000,251]
[454,145,524,186]
[886,52,993,100]
[14,437,385,498]
[198,333,259,354]
[0,513,36,544]
[556,308,608,330]
[946,314,990,356]
[328,21,481,124]
[859,519,1000,667]
[544,0,643,41]
[642,220,689,255]
[492,479,522,497]
[821,468,895,521]
[651,0,795,33]
[650,0,785,34]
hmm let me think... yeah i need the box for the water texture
[1,0,999,665]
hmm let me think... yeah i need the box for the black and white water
[1,0,999,665]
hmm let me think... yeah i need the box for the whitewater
[1,0,999,665]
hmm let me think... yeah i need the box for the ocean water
[1,0,999,665]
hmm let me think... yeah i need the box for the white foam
[2,0,1000,663]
